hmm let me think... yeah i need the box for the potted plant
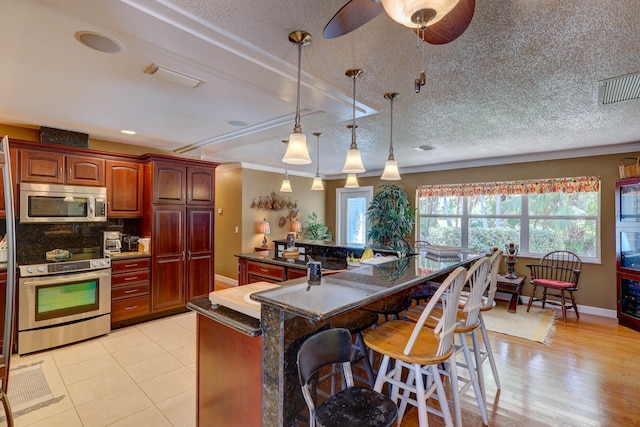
[367,184,416,252]
[304,212,330,241]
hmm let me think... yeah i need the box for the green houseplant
[367,184,416,251]
[304,212,330,241]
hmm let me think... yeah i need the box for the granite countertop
[187,298,262,337]
[251,252,482,322]
[236,251,347,271]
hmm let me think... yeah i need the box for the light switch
[235,226,239,233]
[217,208,223,214]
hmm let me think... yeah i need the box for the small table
[496,274,525,313]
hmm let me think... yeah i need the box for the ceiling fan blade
[417,0,475,44]
[323,0,384,39]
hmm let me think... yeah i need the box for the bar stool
[297,328,398,427]
[405,257,491,427]
[363,267,467,427]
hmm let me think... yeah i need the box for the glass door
[618,181,640,223]
[336,187,373,246]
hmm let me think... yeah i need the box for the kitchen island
[189,251,481,426]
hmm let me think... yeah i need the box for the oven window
[35,279,99,321]
[28,196,89,218]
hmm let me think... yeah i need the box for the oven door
[19,268,111,331]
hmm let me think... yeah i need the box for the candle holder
[504,243,519,279]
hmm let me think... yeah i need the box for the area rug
[481,302,556,344]
[0,361,65,421]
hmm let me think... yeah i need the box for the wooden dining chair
[526,250,582,322]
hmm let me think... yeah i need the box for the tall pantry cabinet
[142,155,217,313]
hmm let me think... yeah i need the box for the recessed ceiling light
[120,130,136,135]
[75,31,124,53]
[411,145,434,151]
[228,120,248,127]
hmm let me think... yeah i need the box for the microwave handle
[88,196,94,217]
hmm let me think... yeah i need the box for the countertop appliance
[122,234,139,252]
[20,182,107,223]
[104,231,122,256]
[18,251,111,354]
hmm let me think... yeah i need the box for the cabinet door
[153,162,186,204]
[238,259,248,286]
[19,150,64,183]
[187,207,214,300]
[66,155,105,186]
[152,206,186,311]
[106,160,143,217]
[187,166,214,205]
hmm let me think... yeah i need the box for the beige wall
[325,152,640,312]
[215,166,325,280]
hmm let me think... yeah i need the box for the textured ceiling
[1,0,640,178]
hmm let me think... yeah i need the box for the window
[336,187,373,246]
[416,177,601,261]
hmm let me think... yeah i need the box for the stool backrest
[403,266,467,357]
[484,250,503,308]
[297,328,354,424]
[462,257,490,328]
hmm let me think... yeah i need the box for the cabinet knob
[69,168,73,178]
[59,167,63,177]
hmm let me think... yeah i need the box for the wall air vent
[598,72,640,105]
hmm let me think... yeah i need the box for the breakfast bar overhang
[252,252,481,426]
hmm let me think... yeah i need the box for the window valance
[417,176,600,197]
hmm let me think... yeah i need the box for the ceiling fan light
[311,175,325,191]
[282,131,311,164]
[381,0,459,28]
[381,159,401,180]
[342,147,366,173]
[344,173,360,188]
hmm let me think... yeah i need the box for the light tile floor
[1,311,197,427]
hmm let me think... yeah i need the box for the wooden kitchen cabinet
[187,207,214,300]
[106,160,143,217]
[151,205,186,311]
[111,257,151,323]
[20,149,105,186]
[0,147,19,218]
[142,155,217,314]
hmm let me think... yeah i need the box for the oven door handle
[21,269,111,286]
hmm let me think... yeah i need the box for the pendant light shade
[381,92,402,181]
[342,69,366,174]
[380,0,459,28]
[344,173,360,188]
[280,140,293,192]
[282,31,312,165]
[311,132,325,190]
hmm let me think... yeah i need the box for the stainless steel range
[18,253,111,354]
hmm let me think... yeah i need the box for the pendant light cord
[350,74,357,149]
[388,96,395,160]
[293,43,302,133]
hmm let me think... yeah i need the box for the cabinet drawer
[111,258,151,273]
[247,261,285,281]
[112,283,150,300]
[112,295,150,322]
[248,274,279,285]
[112,270,150,287]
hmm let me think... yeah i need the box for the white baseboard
[514,293,617,319]
[215,274,238,287]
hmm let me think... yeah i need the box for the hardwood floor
[397,305,640,426]
[213,278,639,426]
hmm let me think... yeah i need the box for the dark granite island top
[254,251,482,427]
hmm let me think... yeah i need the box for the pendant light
[381,92,402,180]
[311,132,324,190]
[280,140,292,192]
[380,0,459,29]
[282,31,312,165]
[342,69,366,173]
[344,173,360,188]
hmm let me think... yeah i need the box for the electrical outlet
[235,226,238,233]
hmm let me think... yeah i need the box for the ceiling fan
[323,0,475,45]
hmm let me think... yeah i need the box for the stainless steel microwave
[20,182,107,223]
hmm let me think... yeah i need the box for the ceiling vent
[598,72,640,105]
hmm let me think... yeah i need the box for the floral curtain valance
[417,176,600,198]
